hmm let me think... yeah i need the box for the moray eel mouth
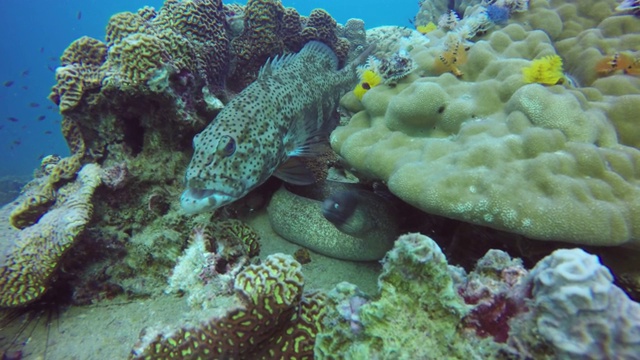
[180,188,235,214]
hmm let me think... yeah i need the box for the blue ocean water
[0,0,416,177]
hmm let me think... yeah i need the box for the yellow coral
[417,22,437,34]
[354,69,382,100]
[522,55,564,85]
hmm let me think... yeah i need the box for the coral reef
[131,254,327,359]
[331,1,640,246]
[49,36,106,113]
[0,164,102,307]
[316,232,640,359]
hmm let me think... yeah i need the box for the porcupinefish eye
[217,135,236,157]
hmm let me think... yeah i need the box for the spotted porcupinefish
[181,41,374,214]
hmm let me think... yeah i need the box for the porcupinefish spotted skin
[181,41,373,214]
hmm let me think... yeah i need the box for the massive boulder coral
[0,164,102,307]
[131,254,326,359]
[332,20,640,246]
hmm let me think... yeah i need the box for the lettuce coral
[522,54,564,85]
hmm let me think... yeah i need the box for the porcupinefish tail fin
[274,158,316,185]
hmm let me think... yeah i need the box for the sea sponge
[522,54,564,85]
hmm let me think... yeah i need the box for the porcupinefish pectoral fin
[273,158,315,185]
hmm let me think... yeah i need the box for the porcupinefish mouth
[180,188,235,214]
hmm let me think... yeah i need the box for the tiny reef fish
[21,70,29,77]
[77,11,82,20]
[29,102,40,108]
[181,41,374,214]
[6,117,19,122]
[37,115,46,121]
[44,130,52,135]
[3,81,14,87]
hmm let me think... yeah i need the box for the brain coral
[49,36,107,113]
[0,164,102,307]
[331,22,640,246]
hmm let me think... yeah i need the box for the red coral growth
[458,267,530,343]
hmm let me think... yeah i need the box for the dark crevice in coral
[121,116,145,156]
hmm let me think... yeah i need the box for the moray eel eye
[217,135,236,157]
